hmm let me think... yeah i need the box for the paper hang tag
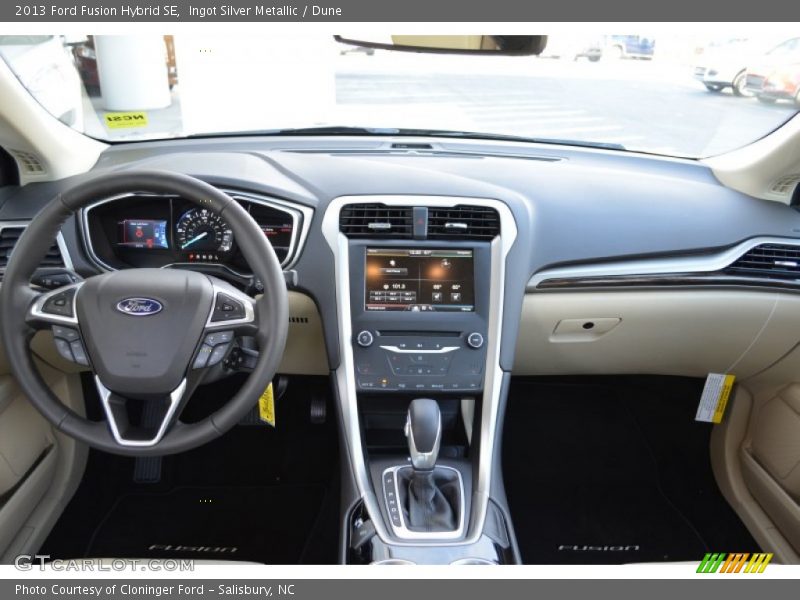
[258,383,276,427]
[695,373,735,424]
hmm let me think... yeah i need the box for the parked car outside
[538,36,603,61]
[744,37,800,106]
[694,37,773,96]
[604,35,655,59]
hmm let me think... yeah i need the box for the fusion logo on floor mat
[697,552,773,574]
[558,545,640,552]
[148,545,238,554]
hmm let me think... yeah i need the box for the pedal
[133,399,164,483]
[310,394,326,424]
[133,456,162,483]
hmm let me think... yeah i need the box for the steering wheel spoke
[26,281,84,329]
[94,376,188,448]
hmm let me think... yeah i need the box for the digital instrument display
[118,219,169,249]
[365,248,474,312]
[259,219,293,252]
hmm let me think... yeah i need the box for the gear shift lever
[398,399,458,533]
[405,398,441,471]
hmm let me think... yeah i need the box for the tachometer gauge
[175,208,234,253]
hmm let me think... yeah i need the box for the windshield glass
[1,33,798,158]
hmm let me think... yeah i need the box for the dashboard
[3,134,800,378]
[80,190,312,283]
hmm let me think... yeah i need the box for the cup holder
[450,558,497,565]
[371,559,417,565]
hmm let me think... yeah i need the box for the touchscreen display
[118,219,169,249]
[365,248,474,312]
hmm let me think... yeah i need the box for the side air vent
[428,205,500,240]
[0,226,64,279]
[727,244,800,278]
[7,149,46,175]
[340,204,413,238]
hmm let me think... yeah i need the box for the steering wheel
[0,171,289,456]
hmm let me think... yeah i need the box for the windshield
[1,33,798,158]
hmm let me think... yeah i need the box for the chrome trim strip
[381,465,466,540]
[321,194,517,548]
[95,376,187,447]
[29,281,84,326]
[528,236,800,291]
[79,189,313,273]
[0,221,74,272]
[379,345,459,354]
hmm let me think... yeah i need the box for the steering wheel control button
[42,288,76,318]
[53,338,75,362]
[356,330,374,347]
[52,325,80,342]
[193,344,213,369]
[69,341,90,366]
[207,343,231,367]
[204,330,234,346]
[467,332,484,349]
[211,293,246,322]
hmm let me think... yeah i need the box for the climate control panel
[353,331,486,393]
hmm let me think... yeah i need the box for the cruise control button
[53,338,74,362]
[207,343,231,367]
[210,293,246,322]
[193,344,213,369]
[69,340,89,366]
[52,325,80,342]
[42,288,76,318]
[204,330,234,346]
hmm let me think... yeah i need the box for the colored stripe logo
[697,552,773,573]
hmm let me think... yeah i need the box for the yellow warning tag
[696,373,735,423]
[104,112,149,129]
[258,383,275,427]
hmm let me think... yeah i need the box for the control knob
[356,330,374,347]
[466,332,484,349]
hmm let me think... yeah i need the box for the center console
[321,196,519,565]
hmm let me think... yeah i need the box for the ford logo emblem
[116,297,163,316]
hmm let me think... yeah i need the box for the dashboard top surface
[2,136,798,277]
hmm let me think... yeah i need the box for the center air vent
[727,244,800,278]
[428,206,500,240]
[340,204,412,238]
[0,226,64,280]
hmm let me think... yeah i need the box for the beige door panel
[711,386,800,563]
[0,354,87,562]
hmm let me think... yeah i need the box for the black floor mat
[503,376,759,564]
[87,485,325,563]
[42,374,339,564]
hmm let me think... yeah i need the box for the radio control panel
[353,331,486,393]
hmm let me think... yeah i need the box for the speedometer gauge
[175,208,234,253]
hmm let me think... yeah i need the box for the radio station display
[117,219,169,249]
[365,248,474,312]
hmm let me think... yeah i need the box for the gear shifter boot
[397,467,461,533]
